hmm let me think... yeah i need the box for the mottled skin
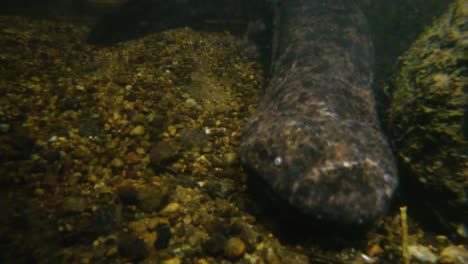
[239,0,397,225]
[89,0,398,225]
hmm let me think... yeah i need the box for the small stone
[131,125,145,135]
[201,145,212,153]
[439,245,468,264]
[263,247,282,264]
[141,232,157,246]
[167,125,177,136]
[224,237,246,258]
[125,152,140,164]
[224,152,238,165]
[34,188,45,196]
[154,223,172,249]
[229,221,260,253]
[162,257,181,264]
[149,139,181,167]
[111,158,124,168]
[136,147,146,155]
[0,123,10,133]
[62,196,89,214]
[118,236,148,262]
[117,185,139,205]
[88,174,98,183]
[436,235,448,242]
[185,98,197,107]
[188,229,206,247]
[137,186,169,212]
[180,128,209,149]
[247,105,256,115]
[367,244,383,257]
[159,202,180,215]
[128,220,148,234]
[203,233,227,256]
[409,245,437,263]
[106,246,118,257]
[84,206,119,242]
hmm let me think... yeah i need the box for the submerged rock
[386,0,467,237]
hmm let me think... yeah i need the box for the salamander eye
[274,156,282,166]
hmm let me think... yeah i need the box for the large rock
[386,0,467,237]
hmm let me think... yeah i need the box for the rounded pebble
[130,125,145,135]
[159,202,180,215]
[224,237,246,258]
[118,236,148,262]
[439,245,468,264]
[62,196,89,214]
[149,139,181,167]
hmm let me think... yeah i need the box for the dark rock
[154,224,172,250]
[203,233,227,256]
[117,185,139,205]
[179,128,208,149]
[118,236,148,262]
[0,126,35,162]
[229,221,259,253]
[386,0,467,238]
[137,186,169,213]
[201,215,228,234]
[62,196,89,214]
[149,139,181,168]
[84,206,119,241]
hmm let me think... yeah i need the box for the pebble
[118,236,148,262]
[439,245,468,264]
[110,158,124,168]
[185,98,197,107]
[149,139,181,167]
[409,244,438,263]
[117,185,139,205]
[224,152,238,165]
[180,127,208,149]
[34,188,45,196]
[162,257,181,264]
[0,123,10,133]
[154,223,172,249]
[159,202,180,215]
[62,196,89,214]
[136,147,146,155]
[86,206,119,239]
[137,186,169,212]
[224,237,246,258]
[125,151,140,164]
[201,145,212,153]
[130,125,145,135]
[128,220,148,234]
[188,229,206,247]
[203,233,227,256]
[167,125,177,136]
[263,247,282,264]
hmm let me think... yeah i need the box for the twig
[400,206,410,264]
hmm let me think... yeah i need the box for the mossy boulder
[386,0,467,237]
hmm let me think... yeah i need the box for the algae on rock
[386,0,467,236]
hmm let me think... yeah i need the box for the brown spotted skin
[239,0,398,225]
